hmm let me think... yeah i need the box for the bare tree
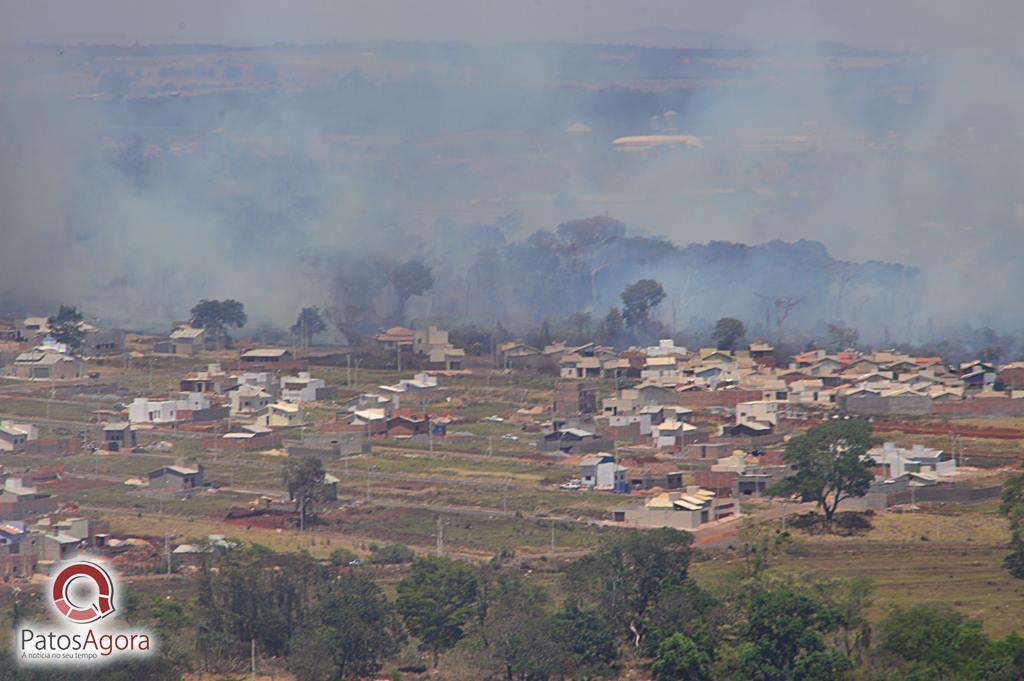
[774,296,803,346]
[830,261,860,319]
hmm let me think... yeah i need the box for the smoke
[1,13,1023,346]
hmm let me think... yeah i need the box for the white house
[652,420,699,448]
[736,400,779,427]
[255,402,305,428]
[129,398,178,424]
[867,442,956,478]
[230,385,272,416]
[280,372,328,403]
[0,421,37,451]
[128,393,209,424]
[579,454,627,491]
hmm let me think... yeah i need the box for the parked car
[501,433,519,441]
[559,481,581,490]
[484,415,505,423]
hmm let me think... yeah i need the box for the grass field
[694,540,1024,638]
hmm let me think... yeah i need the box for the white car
[501,433,519,441]
[484,415,505,423]
[559,481,581,490]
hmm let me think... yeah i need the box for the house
[50,517,110,548]
[554,381,598,417]
[350,408,389,435]
[154,325,208,355]
[539,428,613,455]
[280,372,333,403]
[749,342,775,368]
[724,421,774,437]
[623,461,684,491]
[6,351,84,380]
[80,327,125,356]
[128,397,178,424]
[652,420,701,449]
[640,356,679,381]
[218,425,281,452]
[230,384,273,415]
[634,383,677,406]
[579,454,628,491]
[256,402,305,428]
[867,442,956,478]
[0,422,37,452]
[374,326,415,351]
[241,348,294,363]
[180,364,236,394]
[613,487,738,529]
[413,326,450,355]
[560,354,603,379]
[425,346,465,371]
[21,317,50,335]
[38,533,80,564]
[148,464,205,491]
[645,339,688,358]
[498,343,548,370]
[101,422,136,452]
[386,414,430,438]
[0,521,37,578]
[735,401,779,427]
[0,478,58,520]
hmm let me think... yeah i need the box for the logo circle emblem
[51,561,116,624]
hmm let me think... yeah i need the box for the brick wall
[675,390,763,410]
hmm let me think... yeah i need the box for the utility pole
[550,520,555,552]
[436,516,444,557]
[397,344,402,372]
[251,637,256,681]
[165,534,171,575]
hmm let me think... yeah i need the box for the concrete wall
[676,390,762,410]
[932,398,1024,417]
[843,394,933,416]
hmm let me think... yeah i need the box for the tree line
[6,522,1024,680]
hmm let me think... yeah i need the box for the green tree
[476,574,564,681]
[1000,476,1024,578]
[47,305,86,351]
[597,307,626,347]
[565,527,695,649]
[290,574,404,681]
[391,260,434,322]
[620,279,666,334]
[572,311,593,341]
[876,605,992,679]
[652,633,711,681]
[329,547,358,567]
[396,556,478,666]
[712,317,746,351]
[551,605,620,680]
[291,306,326,347]
[771,419,877,527]
[189,298,247,349]
[368,543,415,564]
[736,587,851,681]
[283,456,329,531]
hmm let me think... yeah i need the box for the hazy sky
[2,0,1021,50]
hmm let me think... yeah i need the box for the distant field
[695,540,1024,638]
